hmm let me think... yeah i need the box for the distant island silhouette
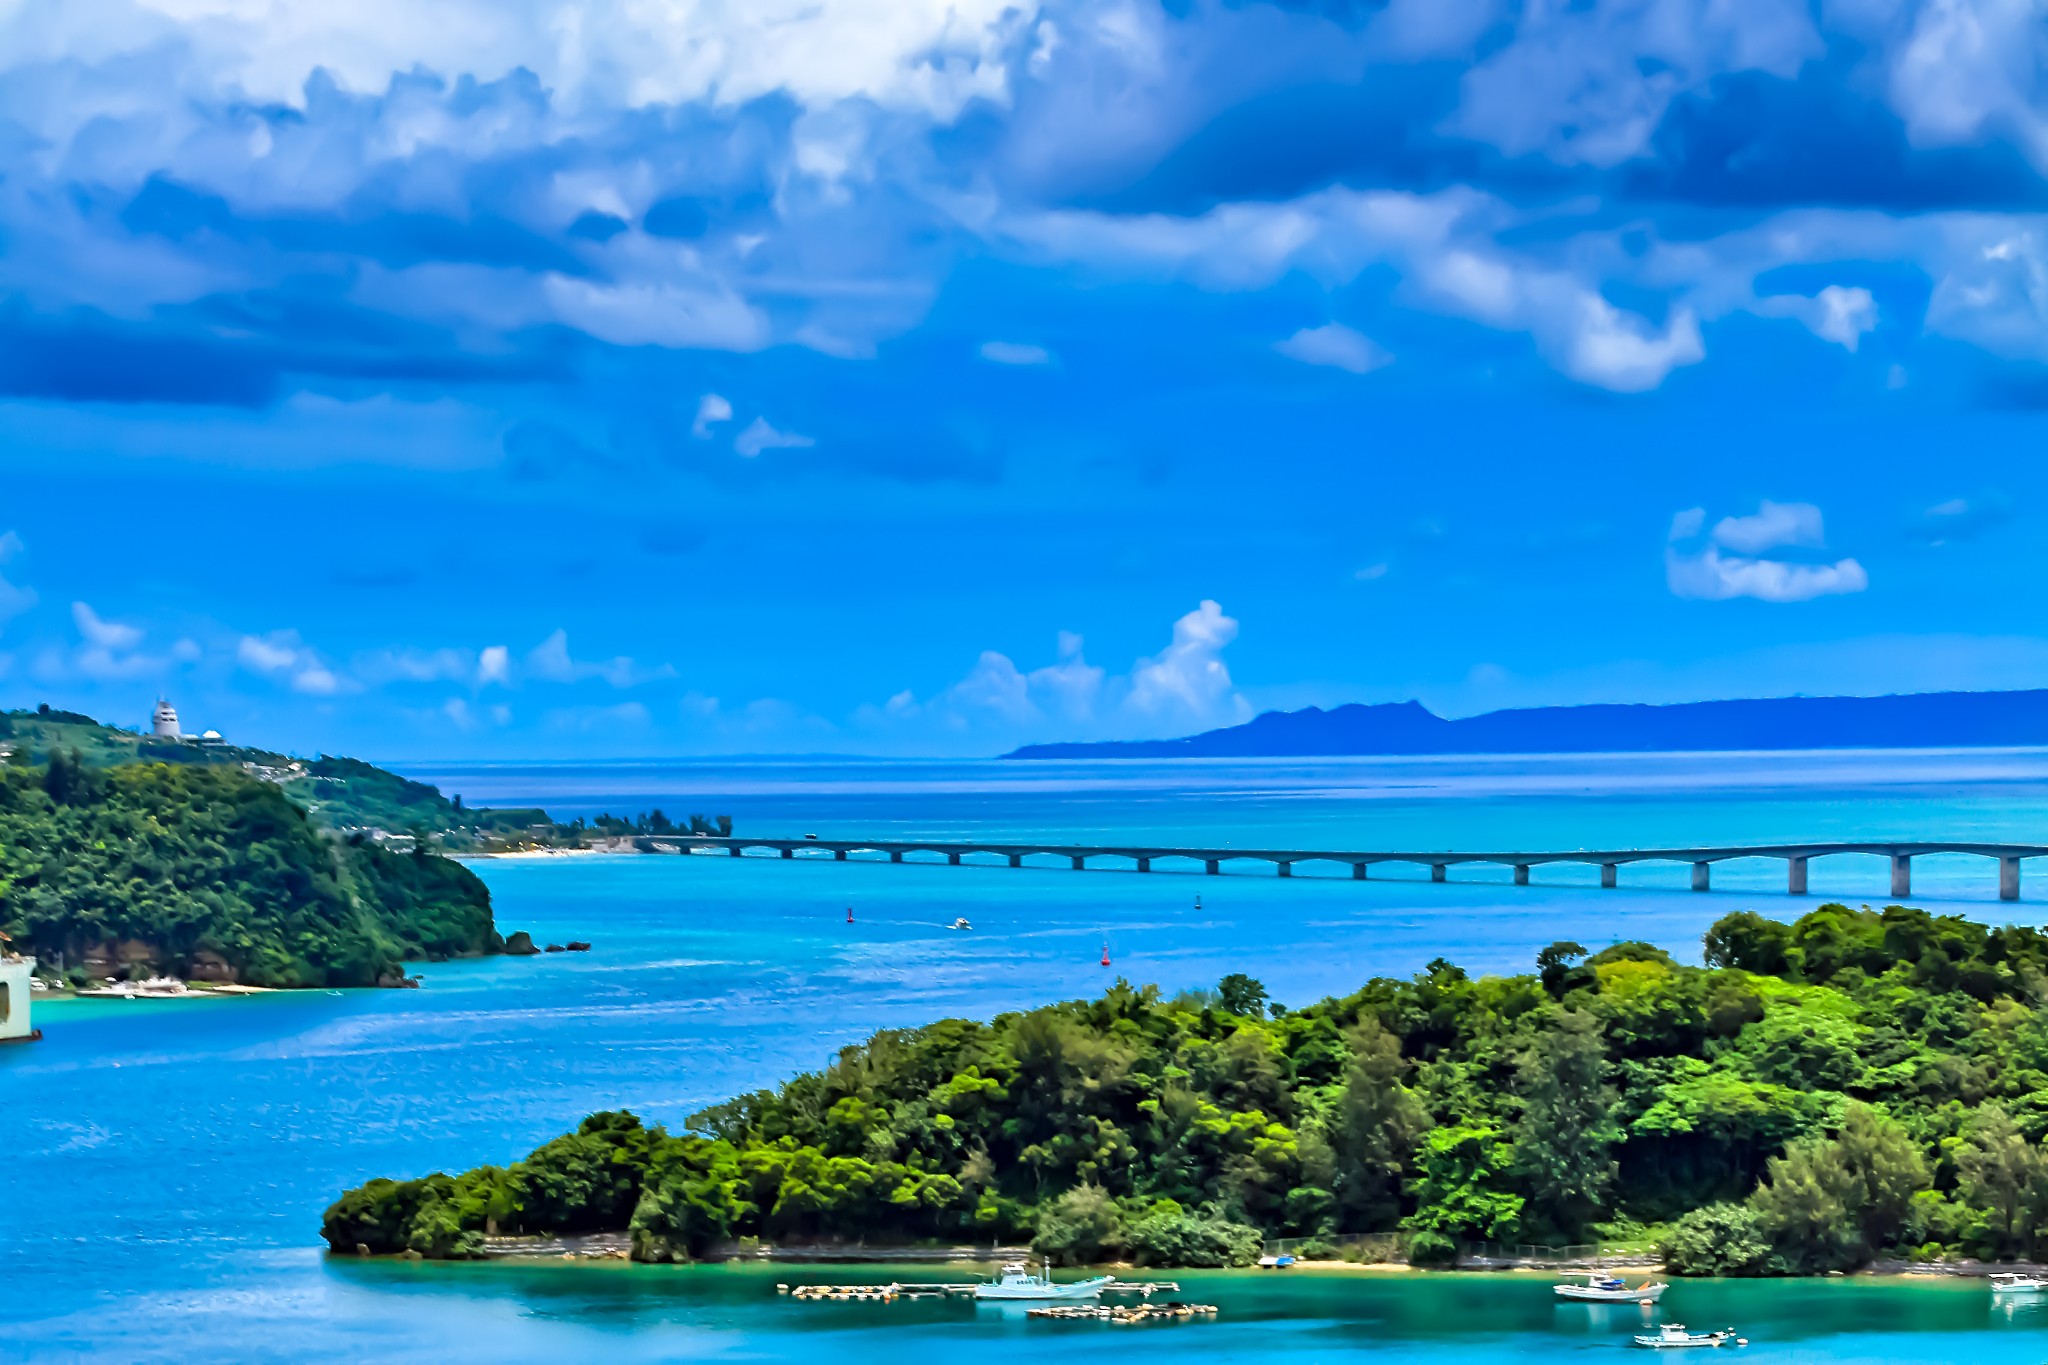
[1003,689,2048,759]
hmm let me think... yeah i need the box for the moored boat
[971,1259,1113,1301]
[1633,1324,1742,1349]
[1555,1271,1667,1303]
[1989,1272,2047,1294]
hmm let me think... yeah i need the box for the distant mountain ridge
[1003,689,2048,759]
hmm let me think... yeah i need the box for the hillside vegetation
[1,750,505,987]
[324,902,2048,1270]
[0,706,557,848]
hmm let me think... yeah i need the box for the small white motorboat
[1989,1272,2047,1294]
[1634,1324,1743,1349]
[1556,1271,1667,1303]
[971,1259,1112,1302]
[1257,1254,1296,1269]
[949,917,972,931]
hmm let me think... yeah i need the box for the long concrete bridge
[644,835,2048,900]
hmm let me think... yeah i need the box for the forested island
[0,706,530,989]
[326,902,2048,1273]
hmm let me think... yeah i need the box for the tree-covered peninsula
[0,706,562,850]
[1,746,510,988]
[325,902,2048,1271]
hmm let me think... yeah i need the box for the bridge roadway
[646,836,2048,900]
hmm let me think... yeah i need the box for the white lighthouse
[151,698,181,739]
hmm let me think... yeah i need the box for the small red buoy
[1101,939,1111,967]
[846,906,854,924]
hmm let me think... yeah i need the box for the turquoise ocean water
[8,749,2048,1361]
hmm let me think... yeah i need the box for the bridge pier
[890,850,903,864]
[729,845,741,857]
[835,849,847,861]
[1071,855,1085,870]
[1353,862,1368,880]
[1601,863,1617,889]
[1136,857,1151,873]
[1431,864,1446,883]
[1008,854,1021,868]
[1205,859,1220,875]
[1692,861,1710,892]
[781,847,793,859]
[1513,864,1529,886]
[1277,861,1293,878]
[948,852,961,866]
[1788,856,1807,895]
[2003,856,2021,901]
[1891,854,1911,899]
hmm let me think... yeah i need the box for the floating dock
[783,1280,1179,1302]
[1028,1302,1218,1323]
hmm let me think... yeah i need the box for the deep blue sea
[7,750,2048,1361]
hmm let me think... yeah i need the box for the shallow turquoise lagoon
[6,752,2048,1360]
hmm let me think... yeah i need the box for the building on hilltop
[151,698,181,739]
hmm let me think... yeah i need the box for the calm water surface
[6,752,2048,1361]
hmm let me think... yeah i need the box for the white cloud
[1710,499,1826,555]
[1667,547,1870,602]
[55,602,199,681]
[525,628,659,687]
[1888,0,2048,168]
[74,602,143,653]
[1009,187,1706,392]
[1450,0,1820,167]
[733,417,816,457]
[541,273,769,351]
[477,644,511,686]
[1125,599,1250,724]
[867,601,1250,747]
[5,0,1034,124]
[979,340,1052,365]
[1665,501,1868,603]
[1756,285,1878,351]
[1275,323,1392,374]
[692,393,734,438]
[236,629,352,694]
[1913,491,2014,545]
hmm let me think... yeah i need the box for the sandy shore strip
[467,845,614,861]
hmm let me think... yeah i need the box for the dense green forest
[326,903,2048,1271]
[0,750,506,987]
[0,706,560,849]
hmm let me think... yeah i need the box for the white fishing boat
[971,1259,1113,1302]
[1633,1324,1742,1349]
[1555,1271,1667,1303]
[1989,1272,2048,1294]
[949,917,972,931]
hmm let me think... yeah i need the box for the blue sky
[1,0,2046,758]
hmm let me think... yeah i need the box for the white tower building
[152,698,181,739]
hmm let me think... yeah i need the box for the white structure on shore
[0,950,36,1041]
[152,698,181,739]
